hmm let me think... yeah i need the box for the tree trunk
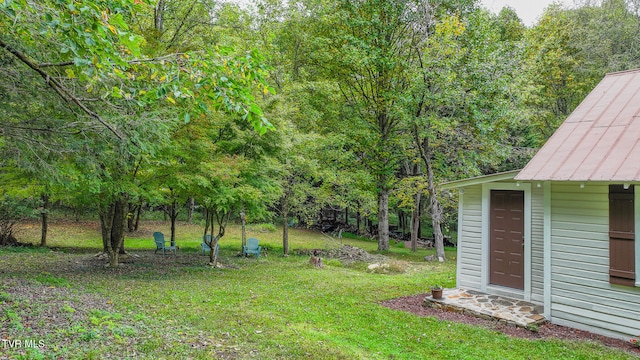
[74,206,81,222]
[282,210,289,255]
[344,207,349,225]
[207,210,227,267]
[412,120,445,261]
[127,202,142,232]
[40,194,49,247]
[133,203,142,231]
[356,206,361,234]
[427,180,445,261]
[154,0,165,33]
[208,210,216,265]
[377,189,390,251]
[170,200,178,247]
[112,198,127,256]
[208,234,220,266]
[127,203,137,232]
[187,197,195,223]
[99,197,128,266]
[422,141,445,262]
[100,203,113,253]
[203,207,210,237]
[410,192,421,253]
[240,211,247,249]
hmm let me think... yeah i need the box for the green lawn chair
[153,231,176,255]
[201,234,220,256]
[242,237,261,258]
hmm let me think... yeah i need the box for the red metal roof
[515,69,640,181]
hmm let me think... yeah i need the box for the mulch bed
[381,293,640,355]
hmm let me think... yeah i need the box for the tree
[404,8,522,260]
[201,152,279,266]
[521,4,589,144]
[324,0,422,251]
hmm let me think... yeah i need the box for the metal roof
[515,69,640,181]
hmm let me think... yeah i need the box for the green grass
[0,220,636,359]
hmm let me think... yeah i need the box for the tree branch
[38,52,188,68]
[0,38,124,140]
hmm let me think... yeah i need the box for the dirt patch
[381,293,640,355]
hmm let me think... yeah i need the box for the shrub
[0,195,37,246]
[249,223,277,232]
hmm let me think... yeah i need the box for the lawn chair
[242,237,261,258]
[201,234,220,257]
[153,231,176,255]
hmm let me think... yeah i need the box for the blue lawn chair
[242,237,261,258]
[153,231,176,255]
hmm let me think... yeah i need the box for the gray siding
[457,185,483,290]
[531,185,545,303]
[456,182,545,303]
[550,183,640,339]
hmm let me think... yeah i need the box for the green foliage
[248,223,277,232]
[1,0,275,234]
[521,4,589,144]
[0,195,38,245]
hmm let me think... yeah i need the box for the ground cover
[1,220,638,359]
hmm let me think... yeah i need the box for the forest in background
[2,0,640,265]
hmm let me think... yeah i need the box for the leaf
[111,86,122,99]
[166,97,176,105]
[110,14,128,31]
[65,69,75,79]
[119,33,141,57]
[184,113,191,123]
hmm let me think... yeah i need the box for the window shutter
[609,185,635,287]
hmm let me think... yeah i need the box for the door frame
[481,182,532,301]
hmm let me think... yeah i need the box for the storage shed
[443,69,640,340]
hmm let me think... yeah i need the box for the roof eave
[440,170,521,189]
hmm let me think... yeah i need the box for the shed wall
[531,185,545,303]
[457,185,483,290]
[550,183,640,339]
[456,182,545,303]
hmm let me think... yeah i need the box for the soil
[381,293,640,356]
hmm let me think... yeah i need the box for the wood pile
[296,245,386,264]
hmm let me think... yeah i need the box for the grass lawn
[0,220,636,359]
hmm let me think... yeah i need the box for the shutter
[609,185,635,286]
